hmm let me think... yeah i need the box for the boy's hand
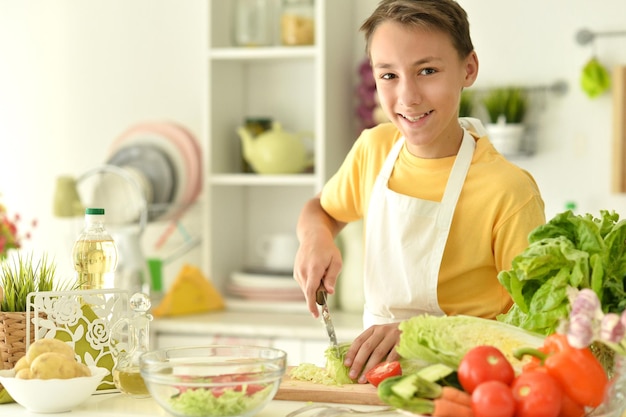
[293,235,342,317]
[344,323,402,383]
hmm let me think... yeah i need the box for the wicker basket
[0,311,38,371]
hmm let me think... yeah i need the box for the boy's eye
[420,68,436,75]
[380,73,396,80]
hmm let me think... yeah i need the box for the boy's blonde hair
[360,0,474,59]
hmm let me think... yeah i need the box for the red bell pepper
[515,333,608,408]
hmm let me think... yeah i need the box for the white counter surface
[1,393,394,417]
[151,309,365,341]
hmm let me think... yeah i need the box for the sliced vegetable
[397,315,544,370]
[377,373,472,416]
[417,363,462,390]
[458,345,515,393]
[514,333,608,408]
[471,380,515,417]
[510,370,562,417]
[365,361,402,387]
[289,343,357,385]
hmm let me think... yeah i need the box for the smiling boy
[293,0,545,383]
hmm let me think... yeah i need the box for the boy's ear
[463,51,479,87]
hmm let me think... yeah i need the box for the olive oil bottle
[72,208,118,290]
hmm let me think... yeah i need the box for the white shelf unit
[203,0,355,294]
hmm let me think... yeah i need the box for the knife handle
[316,287,326,306]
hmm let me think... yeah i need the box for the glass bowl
[140,345,287,417]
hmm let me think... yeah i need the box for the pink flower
[0,196,36,259]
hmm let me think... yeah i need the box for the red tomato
[471,380,515,417]
[511,370,563,417]
[364,361,402,387]
[458,345,515,393]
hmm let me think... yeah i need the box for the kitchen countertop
[1,393,395,416]
[151,308,365,341]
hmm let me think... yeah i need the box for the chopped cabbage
[289,343,355,385]
[168,384,272,417]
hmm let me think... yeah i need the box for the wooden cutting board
[274,367,385,405]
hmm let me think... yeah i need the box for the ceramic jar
[280,0,314,46]
[233,0,272,47]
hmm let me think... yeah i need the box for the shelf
[204,0,355,298]
[209,46,317,61]
[210,173,317,186]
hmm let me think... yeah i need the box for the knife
[316,287,340,358]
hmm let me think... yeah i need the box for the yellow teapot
[237,122,314,174]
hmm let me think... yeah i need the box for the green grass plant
[482,87,528,124]
[0,252,65,312]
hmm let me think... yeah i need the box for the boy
[293,0,545,383]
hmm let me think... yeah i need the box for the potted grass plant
[482,87,528,156]
[0,252,61,372]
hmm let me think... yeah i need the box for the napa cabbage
[396,314,544,371]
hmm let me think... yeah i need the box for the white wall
[1,0,626,279]
[0,0,205,280]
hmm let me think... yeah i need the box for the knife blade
[316,288,340,358]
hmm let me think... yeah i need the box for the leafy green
[396,315,544,371]
[324,342,354,385]
[289,343,355,385]
[497,210,626,335]
[168,385,272,417]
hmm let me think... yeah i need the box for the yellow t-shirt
[321,122,545,319]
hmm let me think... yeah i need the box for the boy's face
[370,21,478,158]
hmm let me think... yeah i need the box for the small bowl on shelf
[140,345,287,417]
[0,366,108,413]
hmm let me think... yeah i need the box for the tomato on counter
[471,380,516,417]
[458,345,515,393]
[510,369,562,417]
[365,361,402,387]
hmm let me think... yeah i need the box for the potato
[13,355,30,373]
[73,361,91,377]
[26,338,75,364]
[15,368,32,379]
[30,352,79,380]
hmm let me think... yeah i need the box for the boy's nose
[398,77,422,106]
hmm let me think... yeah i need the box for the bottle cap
[85,208,105,215]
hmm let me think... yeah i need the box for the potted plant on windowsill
[482,87,528,156]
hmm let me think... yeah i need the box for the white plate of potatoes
[0,338,108,413]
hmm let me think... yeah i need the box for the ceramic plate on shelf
[109,122,198,220]
[230,270,300,289]
[226,284,305,301]
[111,129,191,218]
[107,143,176,220]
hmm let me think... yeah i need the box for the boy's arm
[294,194,345,317]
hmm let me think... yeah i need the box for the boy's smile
[370,21,478,159]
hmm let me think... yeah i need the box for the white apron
[362,119,482,328]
